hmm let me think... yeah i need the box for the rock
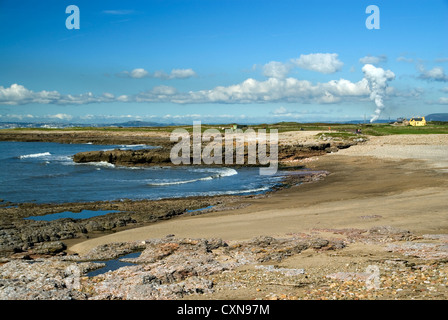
[326,272,370,281]
[0,235,345,300]
[369,226,415,241]
[31,241,66,255]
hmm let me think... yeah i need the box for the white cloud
[0,84,116,105]
[441,87,448,93]
[0,74,373,106]
[120,68,197,80]
[130,68,149,79]
[262,61,293,79]
[272,106,288,114]
[102,10,136,15]
[134,76,369,104]
[397,56,414,63]
[167,68,197,79]
[291,53,344,74]
[47,113,73,121]
[359,55,387,65]
[438,97,448,104]
[0,84,61,105]
[418,65,448,82]
[150,85,178,95]
[2,114,35,120]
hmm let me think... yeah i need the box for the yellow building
[409,116,426,126]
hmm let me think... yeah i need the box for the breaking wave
[147,168,238,186]
[200,186,270,196]
[84,161,116,168]
[19,152,51,159]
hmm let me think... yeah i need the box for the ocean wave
[84,161,116,168]
[119,144,146,148]
[19,152,51,159]
[147,168,238,186]
[200,186,270,196]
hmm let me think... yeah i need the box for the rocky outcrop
[0,131,173,147]
[0,235,342,300]
[73,148,172,166]
[0,196,249,258]
[72,141,356,167]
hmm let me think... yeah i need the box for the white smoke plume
[362,64,395,122]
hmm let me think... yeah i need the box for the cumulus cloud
[418,65,448,82]
[291,53,344,74]
[129,68,150,79]
[133,76,369,104]
[262,61,293,79]
[120,68,197,79]
[0,84,61,105]
[3,56,396,107]
[0,75,372,106]
[154,68,197,80]
[359,55,387,65]
[0,84,116,105]
[362,64,395,122]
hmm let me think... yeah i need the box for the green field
[5,121,448,136]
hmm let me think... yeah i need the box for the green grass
[3,121,448,136]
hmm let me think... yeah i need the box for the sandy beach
[1,131,447,300]
[70,133,448,255]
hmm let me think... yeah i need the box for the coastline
[70,150,448,254]
[64,133,448,300]
[0,130,330,258]
[1,130,448,299]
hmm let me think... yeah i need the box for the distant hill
[425,113,448,121]
[110,121,169,127]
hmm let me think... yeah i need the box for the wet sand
[70,134,448,255]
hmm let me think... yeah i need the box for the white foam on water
[147,167,238,186]
[19,152,51,159]
[85,161,116,168]
[201,186,270,196]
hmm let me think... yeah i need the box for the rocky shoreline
[71,142,355,167]
[0,169,328,259]
[3,129,405,300]
[1,228,447,300]
[0,129,352,258]
[0,130,174,147]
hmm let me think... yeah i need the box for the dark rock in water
[73,148,173,166]
[72,141,355,167]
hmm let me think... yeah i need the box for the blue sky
[0,0,447,124]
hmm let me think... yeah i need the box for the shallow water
[24,209,121,221]
[86,251,142,277]
[0,141,283,204]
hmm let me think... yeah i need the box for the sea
[0,141,284,204]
